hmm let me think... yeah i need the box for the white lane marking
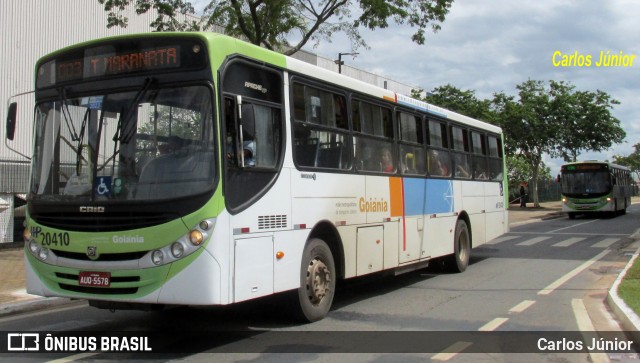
[591,238,619,249]
[572,299,610,363]
[517,236,551,246]
[486,235,520,245]
[47,353,99,363]
[509,300,536,313]
[552,237,585,247]
[547,220,598,234]
[478,317,509,331]
[431,341,473,361]
[538,249,610,295]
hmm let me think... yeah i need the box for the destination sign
[36,37,207,88]
[562,163,607,172]
[56,46,180,83]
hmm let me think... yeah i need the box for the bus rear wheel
[445,219,470,273]
[292,238,336,323]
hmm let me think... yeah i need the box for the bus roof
[284,55,502,135]
[38,31,502,135]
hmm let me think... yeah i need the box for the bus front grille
[31,212,174,232]
[54,249,148,262]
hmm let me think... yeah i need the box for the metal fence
[509,178,562,205]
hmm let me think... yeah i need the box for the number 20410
[40,232,70,246]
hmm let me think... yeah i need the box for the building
[0,0,417,242]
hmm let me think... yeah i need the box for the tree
[492,80,625,207]
[506,155,551,201]
[491,80,555,207]
[549,82,625,162]
[614,143,640,182]
[98,0,453,55]
[422,84,493,121]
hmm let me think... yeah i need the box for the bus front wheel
[445,219,470,273]
[293,238,336,323]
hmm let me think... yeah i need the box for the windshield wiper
[74,109,91,175]
[110,77,154,175]
[114,77,155,146]
[57,87,80,142]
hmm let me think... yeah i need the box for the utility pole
[334,52,359,74]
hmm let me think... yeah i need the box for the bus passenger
[429,150,450,176]
[380,147,394,173]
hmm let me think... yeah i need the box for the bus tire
[292,238,336,323]
[445,219,470,273]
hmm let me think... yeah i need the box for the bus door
[398,177,426,264]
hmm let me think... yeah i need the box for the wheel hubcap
[306,257,331,305]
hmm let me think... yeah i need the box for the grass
[618,254,640,316]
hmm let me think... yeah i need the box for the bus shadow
[78,255,491,358]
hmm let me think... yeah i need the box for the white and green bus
[560,161,632,219]
[7,32,507,322]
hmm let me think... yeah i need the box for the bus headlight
[171,242,185,258]
[152,250,164,265]
[29,239,39,254]
[142,218,215,268]
[38,247,49,261]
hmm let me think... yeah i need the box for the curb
[606,242,640,343]
[0,297,85,318]
[541,211,564,220]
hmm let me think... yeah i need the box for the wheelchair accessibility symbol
[95,176,112,197]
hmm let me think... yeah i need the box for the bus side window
[292,82,350,170]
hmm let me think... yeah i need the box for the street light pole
[335,52,359,74]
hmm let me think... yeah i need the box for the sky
[194,1,640,177]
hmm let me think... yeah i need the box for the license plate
[78,271,111,287]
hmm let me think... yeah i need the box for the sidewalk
[0,244,80,316]
[508,200,563,225]
[0,204,638,335]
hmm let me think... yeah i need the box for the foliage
[420,84,493,121]
[98,0,453,55]
[618,255,640,317]
[614,143,640,182]
[98,0,199,31]
[549,82,625,162]
[492,80,624,206]
[506,155,550,190]
[414,81,624,207]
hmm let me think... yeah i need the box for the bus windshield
[31,84,215,202]
[561,170,611,197]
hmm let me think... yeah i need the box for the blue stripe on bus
[402,178,454,216]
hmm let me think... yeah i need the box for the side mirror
[6,102,17,141]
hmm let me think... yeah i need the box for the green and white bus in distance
[7,32,508,322]
[560,161,632,219]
